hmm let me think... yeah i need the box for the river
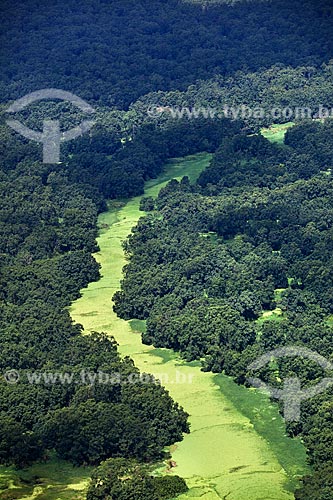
[70,152,309,500]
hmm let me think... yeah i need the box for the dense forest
[1,0,333,107]
[133,63,333,130]
[1,0,333,498]
[0,153,192,467]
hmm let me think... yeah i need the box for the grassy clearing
[261,122,295,144]
[326,315,333,326]
[257,310,284,324]
[257,287,287,324]
[0,455,92,500]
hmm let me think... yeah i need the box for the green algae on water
[70,153,309,500]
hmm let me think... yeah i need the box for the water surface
[70,153,308,499]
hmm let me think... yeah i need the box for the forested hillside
[1,0,333,107]
[132,63,333,129]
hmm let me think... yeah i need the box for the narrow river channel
[70,152,309,500]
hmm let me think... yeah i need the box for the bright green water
[70,152,309,500]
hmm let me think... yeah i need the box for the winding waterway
[70,152,309,500]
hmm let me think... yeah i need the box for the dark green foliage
[73,118,243,198]
[198,133,288,189]
[140,197,155,212]
[285,120,333,170]
[133,63,333,132]
[1,0,333,107]
[0,113,242,201]
[295,465,333,500]
[0,132,189,469]
[1,1,333,496]
[86,458,188,500]
[0,415,43,468]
